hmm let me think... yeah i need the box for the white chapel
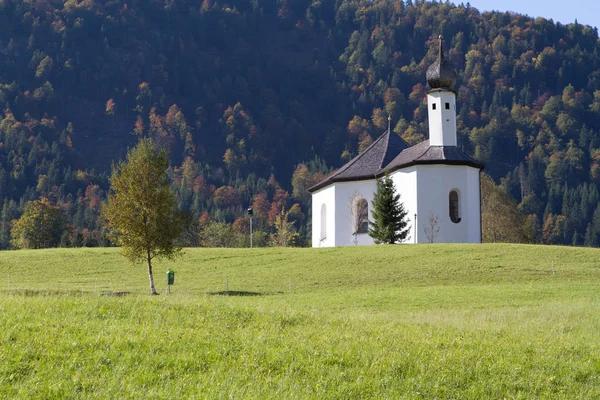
[309,37,484,247]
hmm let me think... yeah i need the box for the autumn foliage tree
[270,206,298,247]
[10,198,66,249]
[291,163,313,203]
[103,138,188,295]
[213,186,241,209]
[481,174,527,243]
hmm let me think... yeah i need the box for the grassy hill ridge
[1,244,600,398]
[2,243,599,294]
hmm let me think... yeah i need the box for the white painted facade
[311,185,335,248]
[389,166,418,243]
[411,164,481,243]
[312,180,378,247]
[427,90,457,146]
[311,164,481,247]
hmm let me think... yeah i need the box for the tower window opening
[449,190,461,223]
[432,103,437,110]
[445,102,450,110]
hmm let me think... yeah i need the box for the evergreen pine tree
[584,223,595,247]
[369,175,410,244]
[0,200,10,249]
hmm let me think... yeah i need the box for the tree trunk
[147,249,158,295]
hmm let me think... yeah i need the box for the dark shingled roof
[308,129,410,192]
[384,140,484,172]
[308,135,484,192]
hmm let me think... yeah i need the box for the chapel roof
[308,133,484,193]
[385,139,484,171]
[307,129,411,192]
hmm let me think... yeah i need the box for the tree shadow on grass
[3,289,135,297]
[101,291,133,297]
[5,289,88,297]
[207,290,263,297]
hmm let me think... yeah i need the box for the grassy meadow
[1,244,600,398]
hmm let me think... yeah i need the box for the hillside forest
[1,0,600,248]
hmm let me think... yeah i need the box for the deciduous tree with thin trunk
[103,138,188,295]
[424,213,440,243]
[269,206,298,247]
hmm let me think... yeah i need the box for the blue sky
[448,0,599,30]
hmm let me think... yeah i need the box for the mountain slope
[1,0,600,247]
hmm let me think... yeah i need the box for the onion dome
[426,35,456,90]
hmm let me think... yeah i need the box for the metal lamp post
[414,213,417,244]
[247,207,253,249]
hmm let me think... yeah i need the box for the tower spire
[426,35,456,90]
[426,35,458,146]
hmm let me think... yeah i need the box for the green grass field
[1,244,600,398]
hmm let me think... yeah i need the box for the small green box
[166,270,175,285]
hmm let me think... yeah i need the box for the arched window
[449,190,461,223]
[320,204,327,240]
[354,198,369,234]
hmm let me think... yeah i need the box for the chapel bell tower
[426,36,457,146]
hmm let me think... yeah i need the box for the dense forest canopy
[1,0,600,248]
